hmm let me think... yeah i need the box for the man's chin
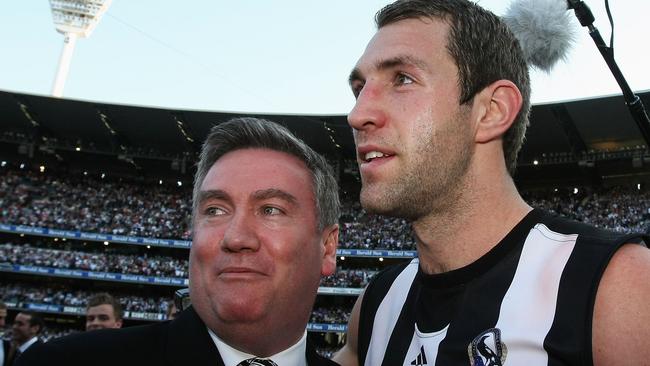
[216,304,267,325]
[360,188,396,215]
[360,191,421,220]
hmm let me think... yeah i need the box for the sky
[1,0,649,115]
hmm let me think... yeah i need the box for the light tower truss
[49,0,112,97]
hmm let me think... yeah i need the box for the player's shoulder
[535,208,646,246]
[593,243,650,365]
[599,242,650,287]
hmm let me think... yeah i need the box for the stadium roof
[1,89,649,185]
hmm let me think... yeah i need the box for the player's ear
[473,80,523,143]
[320,224,339,276]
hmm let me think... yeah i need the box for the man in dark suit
[7,311,43,365]
[18,117,341,366]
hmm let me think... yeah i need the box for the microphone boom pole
[568,0,650,147]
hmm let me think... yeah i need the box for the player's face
[86,304,122,331]
[348,18,475,219]
[190,148,337,338]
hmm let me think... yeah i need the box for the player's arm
[332,290,364,366]
[592,243,650,365]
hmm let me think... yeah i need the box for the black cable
[568,0,650,147]
[604,0,614,54]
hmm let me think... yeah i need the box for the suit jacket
[7,338,42,366]
[1,339,10,366]
[16,306,339,366]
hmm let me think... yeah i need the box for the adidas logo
[410,346,428,365]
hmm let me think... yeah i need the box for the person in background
[333,0,650,365]
[166,300,179,321]
[0,302,7,332]
[17,117,341,366]
[0,301,9,366]
[85,293,123,331]
[8,311,43,365]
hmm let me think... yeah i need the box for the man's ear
[474,80,523,143]
[320,224,339,277]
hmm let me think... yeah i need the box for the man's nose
[220,212,260,253]
[347,82,387,132]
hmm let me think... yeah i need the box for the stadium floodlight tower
[49,0,112,97]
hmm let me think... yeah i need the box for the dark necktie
[236,357,279,366]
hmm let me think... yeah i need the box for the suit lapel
[165,306,225,366]
[164,308,339,366]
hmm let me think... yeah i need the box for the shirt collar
[18,336,39,353]
[207,327,307,366]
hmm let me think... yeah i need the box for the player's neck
[412,167,531,274]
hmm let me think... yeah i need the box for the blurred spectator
[85,293,122,331]
[166,300,178,321]
[0,301,6,331]
[1,301,8,366]
[7,312,43,365]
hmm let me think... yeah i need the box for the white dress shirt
[18,336,39,354]
[208,328,307,366]
[0,339,5,366]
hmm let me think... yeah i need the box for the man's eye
[262,206,282,216]
[351,82,364,98]
[205,207,226,216]
[395,73,414,85]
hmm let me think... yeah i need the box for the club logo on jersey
[468,328,507,366]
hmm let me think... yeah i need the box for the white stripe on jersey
[494,223,577,364]
[365,258,419,366]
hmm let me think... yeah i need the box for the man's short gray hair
[192,117,340,231]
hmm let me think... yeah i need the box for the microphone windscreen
[503,0,576,72]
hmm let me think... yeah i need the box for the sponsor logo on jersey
[410,345,428,365]
[468,328,507,366]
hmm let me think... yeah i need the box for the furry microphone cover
[503,0,577,72]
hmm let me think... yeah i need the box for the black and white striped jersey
[357,209,647,366]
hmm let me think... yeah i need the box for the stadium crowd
[0,283,172,314]
[0,243,375,288]
[0,282,352,325]
[0,243,188,278]
[523,185,650,233]
[1,170,193,240]
[310,306,351,324]
[2,169,649,251]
